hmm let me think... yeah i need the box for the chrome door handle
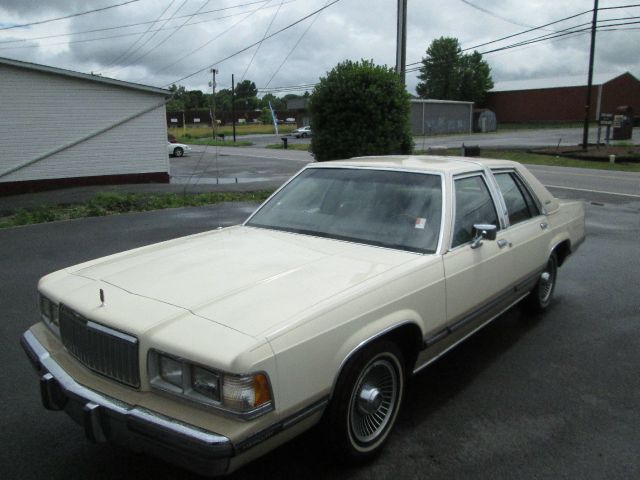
[497,239,509,249]
[540,222,548,230]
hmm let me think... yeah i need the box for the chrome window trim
[491,168,546,216]
[448,171,503,251]
[244,165,447,256]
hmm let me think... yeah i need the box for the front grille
[59,305,140,388]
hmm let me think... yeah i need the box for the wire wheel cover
[348,357,399,445]
[539,258,556,302]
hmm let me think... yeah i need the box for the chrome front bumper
[21,330,233,477]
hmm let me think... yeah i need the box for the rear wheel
[526,252,557,312]
[325,341,405,461]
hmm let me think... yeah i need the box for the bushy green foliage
[416,37,493,104]
[0,191,274,229]
[309,60,413,162]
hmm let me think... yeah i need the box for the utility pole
[209,68,218,140]
[395,0,408,85]
[231,74,237,142]
[582,0,599,150]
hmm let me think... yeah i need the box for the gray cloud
[1,0,638,96]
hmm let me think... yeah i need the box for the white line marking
[529,166,637,182]
[544,184,640,198]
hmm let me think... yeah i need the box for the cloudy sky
[0,0,638,95]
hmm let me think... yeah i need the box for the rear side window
[452,175,499,248]
[494,172,540,225]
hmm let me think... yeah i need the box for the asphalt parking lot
[1,181,639,478]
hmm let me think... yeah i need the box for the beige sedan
[22,155,585,476]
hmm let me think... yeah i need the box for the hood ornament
[100,288,105,307]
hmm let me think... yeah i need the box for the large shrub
[309,60,413,162]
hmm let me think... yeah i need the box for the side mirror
[471,224,497,249]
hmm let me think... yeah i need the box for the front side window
[452,175,499,248]
[247,168,443,253]
[494,172,540,225]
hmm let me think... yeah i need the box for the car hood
[68,226,418,338]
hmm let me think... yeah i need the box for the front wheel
[173,147,184,157]
[526,252,557,312]
[325,341,405,461]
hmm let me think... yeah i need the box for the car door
[443,173,515,327]
[492,169,550,288]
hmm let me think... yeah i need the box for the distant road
[413,126,640,150]
[184,144,639,200]
[525,164,640,199]
[222,127,640,150]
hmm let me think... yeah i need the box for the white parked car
[294,125,312,138]
[167,142,191,157]
[22,156,585,476]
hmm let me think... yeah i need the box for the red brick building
[483,72,640,123]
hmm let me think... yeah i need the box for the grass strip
[0,191,273,229]
[168,124,296,138]
[179,138,253,147]
[266,143,311,151]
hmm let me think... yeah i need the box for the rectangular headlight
[191,365,221,401]
[39,294,60,333]
[148,350,272,418]
[159,355,183,389]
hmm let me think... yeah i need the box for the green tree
[235,79,257,98]
[259,107,273,125]
[259,93,286,112]
[235,80,258,111]
[309,59,413,162]
[416,37,493,104]
[215,89,233,114]
[183,90,206,110]
[167,84,186,112]
[166,98,184,112]
[459,51,494,104]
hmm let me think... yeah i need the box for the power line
[258,83,317,93]
[0,0,272,45]
[0,0,142,31]
[101,0,179,71]
[149,3,272,82]
[404,17,640,74]
[406,5,640,68]
[262,0,327,90]
[479,19,640,55]
[240,0,283,83]
[164,0,343,87]
[0,7,291,52]
[106,0,214,75]
[459,0,553,31]
[406,8,593,67]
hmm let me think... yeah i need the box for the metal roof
[410,98,473,105]
[0,56,170,96]
[491,72,630,92]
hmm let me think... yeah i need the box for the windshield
[246,167,443,253]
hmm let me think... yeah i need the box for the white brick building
[0,57,170,195]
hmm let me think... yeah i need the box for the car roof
[309,155,521,175]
